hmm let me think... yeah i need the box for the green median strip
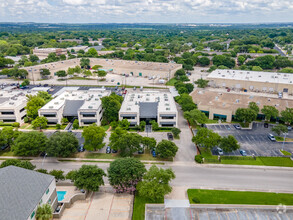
[187,189,293,205]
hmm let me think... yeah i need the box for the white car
[267,134,276,141]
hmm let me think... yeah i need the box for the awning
[80,112,96,115]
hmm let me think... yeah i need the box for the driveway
[59,192,133,220]
[206,123,293,157]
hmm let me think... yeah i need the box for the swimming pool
[57,191,67,202]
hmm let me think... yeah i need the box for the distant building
[0,166,57,220]
[0,90,37,124]
[119,91,178,127]
[33,48,67,60]
[39,89,111,126]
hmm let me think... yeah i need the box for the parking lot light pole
[282,133,287,151]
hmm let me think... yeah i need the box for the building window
[82,114,96,117]
[84,121,97,124]
[3,119,16,122]
[19,108,25,113]
[48,199,51,204]
[1,112,14,115]
[46,189,49,194]
[31,211,35,219]
[21,115,27,120]
[42,114,56,117]
[123,116,135,120]
[161,116,174,119]
[99,109,102,114]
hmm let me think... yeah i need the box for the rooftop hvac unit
[127,107,131,110]
[95,98,99,101]
[88,106,93,109]
[166,108,170,110]
[49,106,53,109]
[9,102,14,105]
[54,102,58,105]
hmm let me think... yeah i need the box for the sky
[0,0,293,23]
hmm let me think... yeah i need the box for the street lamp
[282,132,288,151]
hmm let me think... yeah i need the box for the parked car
[111,149,117,153]
[240,150,247,156]
[233,124,241,130]
[78,144,85,152]
[278,92,283,98]
[111,79,115,82]
[152,149,156,157]
[106,146,111,154]
[268,134,276,141]
[288,126,292,131]
[201,124,207,128]
[264,123,269,128]
[133,87,136,91]
[167,133,173,140]
[44,84,49,87]
[216,147,224,155]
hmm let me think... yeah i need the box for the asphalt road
[31,160,293,193]
[207,123,293,157]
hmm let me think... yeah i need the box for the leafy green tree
[36,204,52,220]
[61,118,69,125]
[174,68,185,77]
[219,135,240,152]
[72,165,106,191]
[150,120,159,131]
[25,96,46,119]
[237,55,246,65]
[49,170,65,181]
[281,108,293,125]
[0,159,36,170]
[29,54,39,63]
[12,132,47,156]
[171,127,181,138]
[156,140,178,158]
[37,92,52,103]
[21,79,30,87]
[252,66,263,71]
[101,93,123,123]
[271,124,288,136]
[40,68,51,78]
[0,127,17,147]
[141,137,156,150]
[137,165,175,201]
[110,132,142,157]
[176,94,197,112]
[32,116,48,129]
[194,78,209,88]
[212,55,235,68]
[72,119,79,129]
[248,102,260,114]
[97,70,107,80]
[92,65,102,70]
[261,106,279,121]
[87,48,98,57]
[192,127,221,150]
[82,124,106,151]
[108,158,146,193]
[235,108,257,123]
[118,119,130,130]
[66,170,77,181]
[56,70,67,78]
[139,121,146,131]
[47,132,78,157]
[80,58,90,69]
[198,57,210,66]
[184,109,208,125]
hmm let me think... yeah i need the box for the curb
[200,163,293,171]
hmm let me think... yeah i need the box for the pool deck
[56,186,81,203]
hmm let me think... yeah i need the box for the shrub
[194,155,204,163]
[23,117,29,123]
[72,119,79,129]
[56,124,61,129]
[101,119,108,126]
[12,122,20,128]
[192,197,200,203]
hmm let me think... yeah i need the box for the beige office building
[207,69,293,94]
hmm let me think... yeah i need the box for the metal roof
[63,100,85,117]
[139,102,158,118]
[0,166,54,220]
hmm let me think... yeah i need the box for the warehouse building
[0,90,37,124]
[39,89,110,126]
[191,89,293,122]
[207,69,293,94]
[119,91,178,127]
[23,58,182,81]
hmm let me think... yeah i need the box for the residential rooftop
[208,69,293,85]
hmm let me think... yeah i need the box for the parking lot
[206,123,293,157]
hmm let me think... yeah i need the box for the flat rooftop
[40,89,110,111]
[120,91,177,114]
[0,90,37,108]
[208,69,293,85]
[22,58,181,74]
[191,89,293,113]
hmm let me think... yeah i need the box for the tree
[150,120,159,131]
[137,165,175,201]
[248,102,259,114]
[271,124,288,136]
[87,48,98,57]
[235,108,257,123]
[92,65,102,70]
[80,58,90,69]
[252,66,263,71]
[36,169,48,174]
[198,57,210,66]
[0,159,36,170]
[212,55,235,68]
[194,78,209,88]
[156,140,178,158]
[66,170,76,181]
[261,106,279,121]
[219,135,240,152]
[47,132,78,157]
[56,70,67,78]
[101,93,123,123]
[118,119,130,130]
[40,68,51,78]
[176,94,197,112]
[82,124,106,151]
[72,165,106,191]
[97,70,107,80]
[0,127,17,147]
[36,204,52,220]
[281,108,293,125]
[61,118,69,125]
[141,137,156,150]
[37,91,52,103]
[12,132,47,156]
[72,119,79,129]
[139,121,146,131]
[26,96,46,119]
[174,68,185,77]
[32,116,48,129]
[29,54,39,63]
[21,79,30,87]
[192,127,221,150]
[49,170,65,181]
[109,131,142,157]
[237,55,246,65]
[184,109,208,125]
[108,158,146,193]
[171,127,181,138]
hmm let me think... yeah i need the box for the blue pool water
[57,191,67,201]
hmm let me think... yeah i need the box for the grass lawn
[132,193,163,220]
[205,119,220,124]
[165,78,177,86]
[199,147,293,167]
[280,150,292,156]
[69,76,95,80]
[45,125,67,130]
[187,189,293,205]
[276,136,293,142]
[0,149,15,156]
